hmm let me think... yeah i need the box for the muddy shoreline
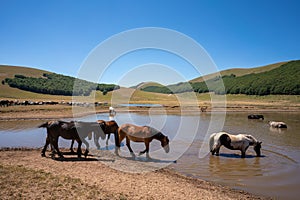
[0,148,270,199]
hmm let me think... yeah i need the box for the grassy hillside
[141,60,300,95]
[131,82,164,89]
[1,65,119,98]
[193,60,300,95]
[0,65,62,100]
[190,61,287,83]
[0,65,116,101]
[0,65,50,79]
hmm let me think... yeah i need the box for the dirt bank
[0,149,269,199]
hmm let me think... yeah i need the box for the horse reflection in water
[116,123,170,159]
[209,155,263,178]
[209,132,262,158]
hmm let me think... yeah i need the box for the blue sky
[0,0,299,86]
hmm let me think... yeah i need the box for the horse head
[254,141,262,157]
[95,120,105,138]
[161,135,170,153]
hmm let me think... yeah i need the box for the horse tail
[38,122,49,128]
[209,133,217,152]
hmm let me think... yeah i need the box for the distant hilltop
[0,60,299,98]
[140,60,300,96]
[0,65,119,97]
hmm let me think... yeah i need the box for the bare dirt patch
[0,149,270,200]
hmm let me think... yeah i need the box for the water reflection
[0,112,300,199]
[269,126,287,133]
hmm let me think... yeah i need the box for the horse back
[119,124,152,141]
[219,133,235,150]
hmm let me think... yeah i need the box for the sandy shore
[0,149,269,200]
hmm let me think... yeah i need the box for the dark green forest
[5,73,120,96]
[141,60,300,95]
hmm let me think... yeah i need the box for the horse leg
[139,140,150,156]
[82,138,89,158]
[212,143,221,156]
[125,136,135,157]
[241,145,249,158]
[76,139,82,158]
[211,148,216,155]
[241,151,246,158]
[215,146,221,156]
[52,137,64,159]
[93,131,101,150]
[41,135,50,157]
[70,139,75,153]
[106,133,111,146]
[115,130,125,156]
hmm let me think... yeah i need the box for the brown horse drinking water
[117,123,170,158]
[39,121,105,159]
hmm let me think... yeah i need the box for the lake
[0,112,299,199]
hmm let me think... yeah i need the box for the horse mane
[155,132,165,139]
[245,135,258,145]
[38,122,49,128]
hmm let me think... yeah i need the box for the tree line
[141,60,300,95]
[5,73,120,96]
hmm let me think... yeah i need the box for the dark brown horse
[69,120,118,152]
[39,121,104,159]
[96,120,119,147]
[117,123,170,158]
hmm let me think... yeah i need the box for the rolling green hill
[131,82,164,89]
[190,61,287,82]
[0,65,119,98]
[141,60,300,95]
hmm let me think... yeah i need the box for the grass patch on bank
[0,164,116,199]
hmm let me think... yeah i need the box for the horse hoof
[41,153,46,157]
[130,152,135,157]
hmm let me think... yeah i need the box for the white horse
[209,132,262,158]
[269,121,287,128]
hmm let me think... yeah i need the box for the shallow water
[0,112,299,199]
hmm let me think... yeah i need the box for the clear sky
[0,0,299,86]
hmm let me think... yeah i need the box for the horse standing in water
[248,114,264,120]
[117,123,170,158]
[209,132,262,158]
[269,121,287,128]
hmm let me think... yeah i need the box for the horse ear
[259,141,262,144]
